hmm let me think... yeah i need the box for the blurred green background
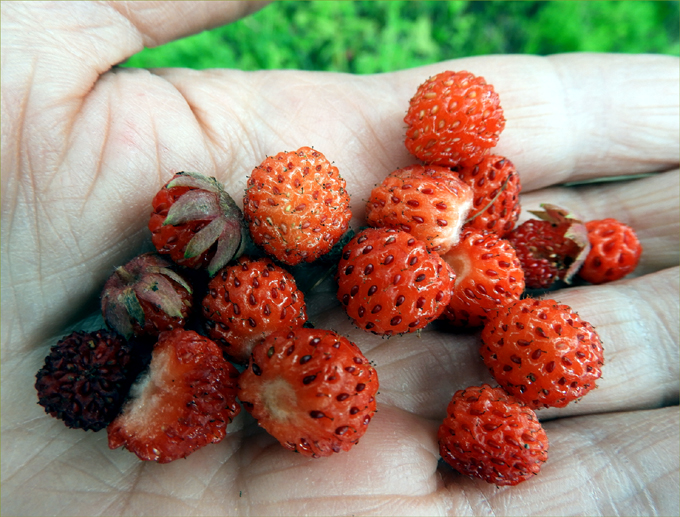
[123,0,679,73]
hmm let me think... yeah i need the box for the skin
[1,2,678,515]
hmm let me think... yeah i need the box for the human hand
[2,2,678,515]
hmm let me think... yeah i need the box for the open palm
[2,2,679,515]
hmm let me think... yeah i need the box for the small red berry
[579,218,642,284]
[404,70,505,168]
[149,172,247,276]
[480,298,604,409]
[101,253,193,339]
[441,231,524,327]
[202,256,308,364]
[108,329,240,463]
[237,328,378,458]
[365,164,473,253]
[337,228,454,335]
[438,384,549,486]
[244,147,352,265]
[456,155,522,237]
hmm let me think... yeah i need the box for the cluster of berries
[35,70,641,484]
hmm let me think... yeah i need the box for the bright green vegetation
[122,1,679,72]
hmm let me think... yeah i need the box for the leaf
[184,217,226,259]
[163,189,221,226]
[135,274,186,319]
[207,219,247,277]
[102,292,135,340]
[166,171,222,193]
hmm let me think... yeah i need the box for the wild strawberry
[438,384,549,486]
[237,328,378,458]
[480,298,604,409]
[404,70,505,169]
[243,147,352,266]
[455,155,521,237]
[506,204,590,289]
[101,253,193,340]
[365,164,474,253]
[108,329,240,463]
[202,256,308,364]
[35,330,138,431]
[336,228,454,335]
[149,172,247,276]
[579,218,642,284]
[440,231,525,327]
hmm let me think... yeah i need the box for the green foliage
[122,1,679,73]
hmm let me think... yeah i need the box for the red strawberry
[149,172,247,276]
[101,253,193,339]
[365,164,474,253]
[456,155,522,237]
[336,228,454,335]
[243,147,352,266]
[506,204,590,289]
[202,256,308,364]
[480,298,604,409]
[237,328,378,458]
[579,218,642,284]
[108,329,240,463]
[404,70,505,169]
[35,330,138,431]
[438,384,549,486]
[440,231,525,327]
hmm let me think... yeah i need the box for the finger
[106,1,268,48]
[153,53,679,203]
[0,1,264,153]
[313,267,679,422]
[437,406,679,516]
[519,169,680,275]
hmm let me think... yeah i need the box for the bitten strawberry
[438,384,549,486]
[149,172,247,276]
[337,228,454,335]
[108,329,240,463]
[480,298,604,409]
[404,70,505,168]
[243,147,352,265]
[506,204,590,289]
[440,231,525,327]
[365,164,474,253]
[35,330,137,431]
[237,328,378,458]
[101,253,193,339]
[202,256,308,364]
[579,218,642,284]
[456,155,521,237]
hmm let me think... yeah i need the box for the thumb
[1,1,266,136]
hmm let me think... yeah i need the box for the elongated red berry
[579,218,642,284]
[244,147,352,265]
[365,164,473,253]
[438,384,549,486]
[480,298,604,409]
[149,172,247,276]
[202,256,308,364]
[405,70,505,168]
[441,231,524,327]
[238,328,378,458]
[337,228,454,335]
[108,329,240,463]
